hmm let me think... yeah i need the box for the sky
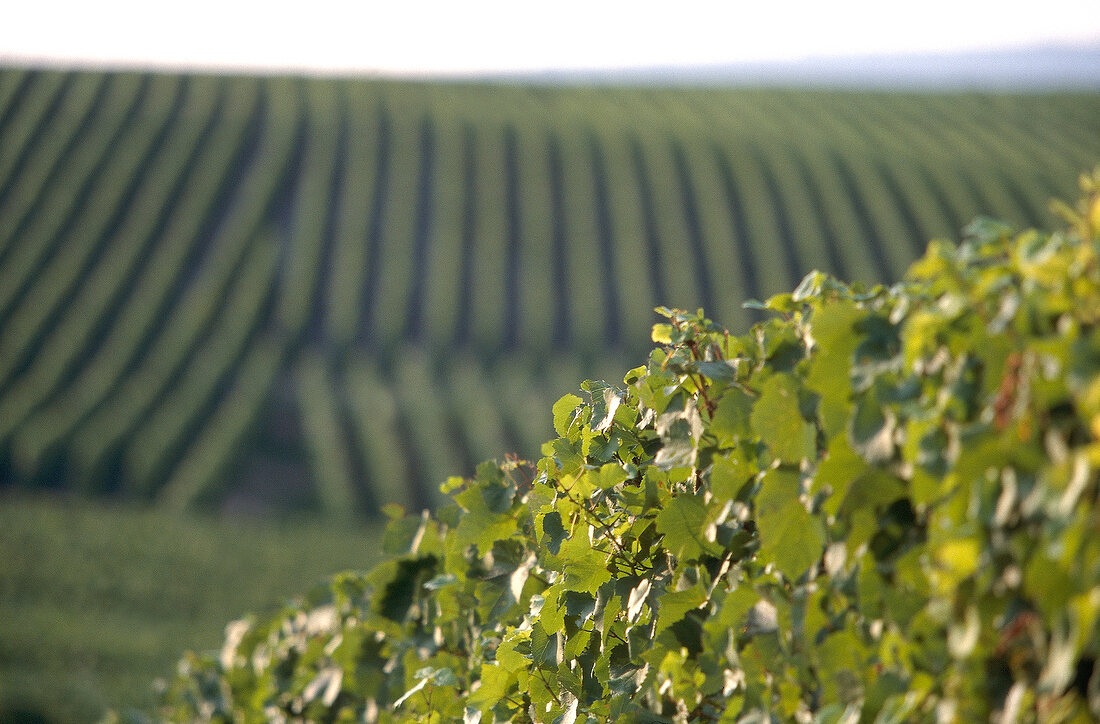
[2,0,1099,77]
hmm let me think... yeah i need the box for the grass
[0,492,383,723]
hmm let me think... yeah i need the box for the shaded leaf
[655,405,703,470]
[849,393,896,464]
[539,510,568,555]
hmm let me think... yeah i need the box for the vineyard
[0,66,1098,515]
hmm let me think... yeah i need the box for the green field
[0,67,1098,513]
[0,491,382,723]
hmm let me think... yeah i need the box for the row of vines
[0,67,1097,513]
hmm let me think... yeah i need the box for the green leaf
[711,387,754,447]
[848,393,896,464]
[757,499,823,580]
[705,584,759,638]
[452,486,519,555]
[554,394,583,437]
[815,629,868,705]
[539,510,568,555]
[558,534,613,595]
[755,468,800,517]
[496,629,531,673]
[467,664,513,711]
[1024,549,1076,618]
[556,663,583,697]
[382,513,429,556]
[538,583,567,633]
[755,470,824,580]
[652,323,674,344]
[655,584,708,635]
[814,436,902,517]
[586,429,622,463]
[806,298,862,436]
[695,360,737,381]
[589,384,622,433]
[656,494,717,560]
[531,621,560,666]
[549,437,585,476]
[812,436,866,514]
[480,480,515,514]
[709,449,756,502]
[655,405,703,470]
[751,374,816,464]
[588,462,628,490]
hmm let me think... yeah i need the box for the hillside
[0,66,1098,514]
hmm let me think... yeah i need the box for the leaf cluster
[142,169,1100,723]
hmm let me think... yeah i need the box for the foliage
[145,170,1100,722]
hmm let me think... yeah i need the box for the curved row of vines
[0,67,1098,511]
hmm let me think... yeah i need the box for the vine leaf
[656,495,717,560]
[655,405,703,470]
[711,386,753,446]
[588,462,628,490]
[655,584,708,635]
[626,579,651,622]
[553,394,583,436]
[452,485,519,555]
[755,469,824,580]
[591,385,622,433]
[849,393,896,464]
[467,664,511,712]
[751,374,816,464]
[756,499,824,580]
[806,299,862,436]
[559,534,613,595]
[539,510,568,554]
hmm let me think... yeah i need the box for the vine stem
[559,475,644,576]
[705,552,733,603]
[533,665,563,708]
[685,339,717,416]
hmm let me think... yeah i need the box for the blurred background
[0,1,1098,720]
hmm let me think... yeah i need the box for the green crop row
[0,66,1097,512]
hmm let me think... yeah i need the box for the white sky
[2,0,1099,77]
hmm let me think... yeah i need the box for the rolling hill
[0,66,1097,514]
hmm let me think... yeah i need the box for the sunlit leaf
[554,394,584,437]
[656,494,717,560]
[751,374,816,464]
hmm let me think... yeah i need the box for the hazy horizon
[3,0,1098,83]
